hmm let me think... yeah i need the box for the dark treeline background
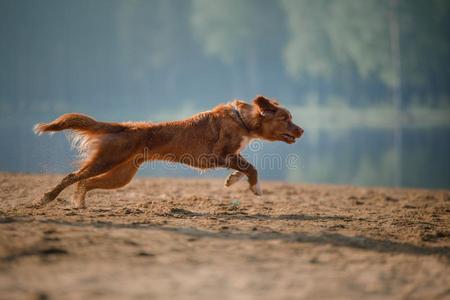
[0,0,449,188]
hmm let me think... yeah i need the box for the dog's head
[252,96,303,144]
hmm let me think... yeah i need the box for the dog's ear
[253,95,278,117]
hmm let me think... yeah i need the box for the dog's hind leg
[33,151,133,208]
[72,159,140,208]
[33,172,82,207]
[34,169,103,208]
[72,180,88,209]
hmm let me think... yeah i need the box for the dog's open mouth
[281,133,296,144]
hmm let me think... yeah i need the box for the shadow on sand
[1,213,449,259]
[162,207,359,222]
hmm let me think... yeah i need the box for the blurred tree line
[0,0,449,115]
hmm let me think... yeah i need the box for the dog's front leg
[223,154,262,196]
[224,171,244,187]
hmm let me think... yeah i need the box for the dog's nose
[294,126,304,138]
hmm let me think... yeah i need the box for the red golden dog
[33,96,303,208]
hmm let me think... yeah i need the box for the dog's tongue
[281,134,295,143]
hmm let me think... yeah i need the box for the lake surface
[1,114,448,189]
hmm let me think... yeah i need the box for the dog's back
[32,96,302,208]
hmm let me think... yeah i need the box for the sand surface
[0,172,449,300]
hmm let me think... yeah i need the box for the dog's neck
[230,100,262,135]
[231,105,251,132]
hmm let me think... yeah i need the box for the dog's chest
[237,136,252,153]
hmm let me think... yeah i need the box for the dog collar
[231,105,251,132]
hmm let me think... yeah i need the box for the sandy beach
[0,172,449,300]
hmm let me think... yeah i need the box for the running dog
[33,95,303,208]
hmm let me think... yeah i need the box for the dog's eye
[277,115,290,122]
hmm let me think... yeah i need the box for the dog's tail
[34,113,129,160]
[33,113,125,135]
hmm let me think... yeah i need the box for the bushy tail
[33,113,125,135]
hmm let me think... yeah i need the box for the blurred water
[1,1,449,189]
[1,114,448,189]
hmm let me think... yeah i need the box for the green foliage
[191,0,263,64]
[281,0,450,99]
[282,0,336,79]
[117,0,183,73]
[1,0,449,111]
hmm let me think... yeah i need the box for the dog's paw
[224,171,245,187]
[73,205,86,210]
[72,199,87,209]
[71,196,86,209]
[27,198,48,209]
[29,193,54,208]
[26,201,43,209]
[249,182,262,196]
